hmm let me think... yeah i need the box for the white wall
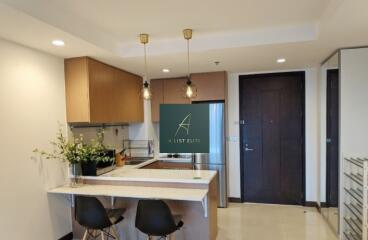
[227,69,320,201]
[0,39,71,239]
[226,73,241,198]
[305,68,320,202]
[339,48,368,235]
[129,100,152,140]
[129,89,160,157]
[340,48,368,157]
[318,66,327,205]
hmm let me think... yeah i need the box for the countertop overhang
[49,184,208,202]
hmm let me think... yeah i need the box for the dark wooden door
[326,69,339,208]
[239,72,305,205]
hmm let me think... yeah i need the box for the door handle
[244,144,254,152]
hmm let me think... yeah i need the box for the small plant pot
[81,161,97,176]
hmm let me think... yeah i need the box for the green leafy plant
[33,127,113,165]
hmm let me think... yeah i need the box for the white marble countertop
[49,184,208,202]
[81,159,217,184]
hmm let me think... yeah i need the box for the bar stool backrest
[135,200,179,236]
[75,196,112,230]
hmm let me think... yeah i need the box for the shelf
[344,188,363,205]
[343,156,368,240]
[344,231,361,240]
[344,158,364,168]
[344,203,362,222]
[344,173,363,186]
[344,217,362,237]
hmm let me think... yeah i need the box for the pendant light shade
[184,79,195,98]
[182,29,197,99]
[142,81,151,100]
[140,33,152,100]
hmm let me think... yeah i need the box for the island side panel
[209,176,218,240]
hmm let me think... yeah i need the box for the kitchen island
[49,162,218,240]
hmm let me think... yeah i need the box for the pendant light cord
[144,43,148,82]
[187,39,190,79]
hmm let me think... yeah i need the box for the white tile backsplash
[71,126,129,151]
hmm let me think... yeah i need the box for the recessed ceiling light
[162,68,170,73]
[52,39,65,47]
[277,58,286,63]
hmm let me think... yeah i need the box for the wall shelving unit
[343,157,368,240]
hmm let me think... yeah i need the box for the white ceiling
[0,0,368,78]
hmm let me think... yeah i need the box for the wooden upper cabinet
[113,68,144,123]
[150,77,190,122]
[65,57,144,124]
[149,73,227,122]
[190,71,227,101]
[163,77,191,104]
[150,79,164,122]
[64,57,90,122]
[88,58,115,123]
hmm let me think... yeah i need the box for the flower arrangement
[33,127,113,165]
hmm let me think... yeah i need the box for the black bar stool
[135,199,184,240]
[75,196,125,240]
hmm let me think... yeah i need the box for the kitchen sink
[140,160,193,170]
[125,157,153,165]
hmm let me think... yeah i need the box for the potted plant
[79,131,114,176]
[33,127,113,187]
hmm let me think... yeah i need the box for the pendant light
[140,33,152,100]
[183,29,197,99]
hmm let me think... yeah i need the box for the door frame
[238,71,306,205]
[325,69,339,208]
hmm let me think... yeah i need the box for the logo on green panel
[160,104,209,153]
[175,113,191,137]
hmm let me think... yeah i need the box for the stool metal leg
[111,226,121,240]
[82,229,88,240]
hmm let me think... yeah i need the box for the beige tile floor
[216,203,338,240]
[326,207,339,233]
